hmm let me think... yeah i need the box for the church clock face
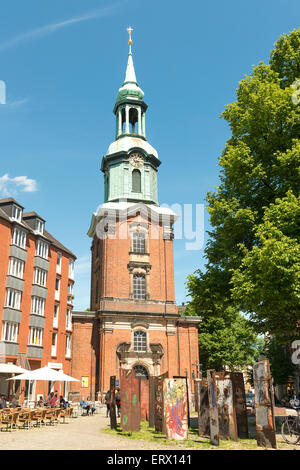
[129,152,144,169]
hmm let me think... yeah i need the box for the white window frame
[51,332,57,357]
[68,259,74,280]
[65,334,71,358]
[28,327,43,346]
[36,239,49,259]
[35,219,44,235]
[33,267,47,287]
[8,257,24,279]
[12,227,26,249]
[66,309,72,331]
[31,296,45,316]
[55,277,60,301]
[11,205,22,222]
[1,321,18,343]
[57,253,62,274]
[133,330,147,352]
[53,304,59,328]
[5,288,22,309]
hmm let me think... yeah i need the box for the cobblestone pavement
[0,410,182,451]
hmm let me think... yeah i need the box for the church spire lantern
[102,28,160,205]
[114,27,146,140]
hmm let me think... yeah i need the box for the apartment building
[0,197,76,401]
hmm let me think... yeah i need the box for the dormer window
[35,219,44,235]
[11,205,22,222]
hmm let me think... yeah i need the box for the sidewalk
[0,411,182,451]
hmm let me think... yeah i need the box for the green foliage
[186,28,300,346]
[264,337,297,385]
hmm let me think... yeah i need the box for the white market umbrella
[0,363,28,374]
[7,366,63,382]
[56,370,80,382]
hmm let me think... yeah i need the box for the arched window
[133,274,146,300]
[132,169,141,193]
[133,365,149,379]
[133,330,147,352]
[132,232,145,253]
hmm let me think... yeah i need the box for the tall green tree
[187,28,300,341]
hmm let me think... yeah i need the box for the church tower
[71,30,200,399]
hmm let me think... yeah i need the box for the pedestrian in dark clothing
[0,395,7,409]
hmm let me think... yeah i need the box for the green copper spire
[101,28,160,206]
[116,27,144,104]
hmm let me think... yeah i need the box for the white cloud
[0,173,38,196]
[0,2,125,52]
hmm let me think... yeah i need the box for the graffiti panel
[110,375,117,429]
[231,372,249,438]
[120,368,141,432]
[163,378,188,440]
[215,372,238,441]
[253,360,277,449]
[149,376,155,428]
[154,372,168,433]
[207,370,219,446]
[196,379,210,436]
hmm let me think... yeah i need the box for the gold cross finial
[127,26,133,45]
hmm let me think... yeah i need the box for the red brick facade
[0,198,76,401]
[70,211,200,399]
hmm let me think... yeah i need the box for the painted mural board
[207,370,219,446]
[195,378,210,437]
[149,376,155,428]
[110,376,117,429]
[253,360,277,449]
[154,372,168,433]
[163,378,188,441]
[120,369,141,432]
[231,372,249,439]
[215,372,238,441]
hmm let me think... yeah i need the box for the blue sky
[0,0,299,310]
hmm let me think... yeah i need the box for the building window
[55,278,60,301]
[57,253,62,273]
[11,205,22,222]
[12,228,26,249]
[5,288,22,309]
[28,327,43,346]
[33,267,47,287]
[133,365,149,379]
[51,332,57,357]
[31,296,45,316]
[35,219,44,235]
[133,330,147,352]
[65,334,71,358]
[132,232,146,253]
[66,309,72,331]
[53,304,59,328]
[68,259,74,280]
[133,274,146,300]
[1,321,18,343]
[36,240,49,259]
[132,169,141,193]
[8,257,24,279]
